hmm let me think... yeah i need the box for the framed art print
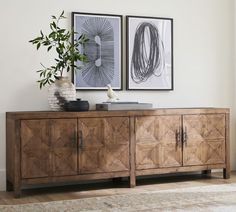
[126,16,173,90]
[72,12,122,90]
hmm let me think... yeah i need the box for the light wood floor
[0,171,235,205]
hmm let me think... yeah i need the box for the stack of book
[96,102,153,111]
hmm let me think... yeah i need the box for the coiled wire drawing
[131,22,165,84]
[81,17,114,87]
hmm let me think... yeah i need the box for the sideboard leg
[223,168,230,179]
[13,180,21,198]
[14,186,21,198]
[202,170,211,177]
[129,173,136,188]
[224,113,230,180]
[129,116,136,188]
[6,180,14,192]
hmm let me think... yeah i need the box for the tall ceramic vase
[48,77,76,111]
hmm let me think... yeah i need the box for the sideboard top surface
[6,108,230,119]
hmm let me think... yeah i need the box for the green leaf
[40,30,44,37]
[58,29,66,34]
[49,31,56,38]
[36,43,41,50]
[52,21,57,29]
[47,46,52,51]
[50,23,54,30]
[60,10,64,17]
[29,37,41,43]
[56,48,61,55]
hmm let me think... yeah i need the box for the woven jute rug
[1,183,236,212]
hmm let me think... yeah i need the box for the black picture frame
[72,12,123,90]
[126,15,173,90]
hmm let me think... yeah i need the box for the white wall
[0,0,235,190]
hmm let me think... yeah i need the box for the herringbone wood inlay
[51,119,77,176]
[183,114,225,166]
[21,120,50,178]
[21,119,78,179]
[78,117,130,174]
[135,115,182,170]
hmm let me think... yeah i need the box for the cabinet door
[21,120,50,178]
[78,117,130,174]
[183,114,225,166]
[50,119,77,176]
[21,119,78,179]
[135,115,182,170]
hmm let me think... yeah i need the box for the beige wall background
[0,0,235,190]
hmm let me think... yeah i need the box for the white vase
[48,77,76,111]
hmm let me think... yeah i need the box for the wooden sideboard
[6,108,230,197]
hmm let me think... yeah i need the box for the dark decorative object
[64,99,89,111]
[126,16,173,90]
[72,12,122,90]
